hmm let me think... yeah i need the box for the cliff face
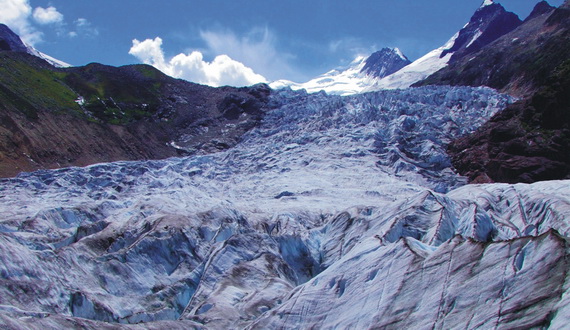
[448,58,570,183]
[416,2,567,96]
[416,2,570,183]
[0,51,270,177]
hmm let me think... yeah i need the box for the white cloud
[129,37,267,87]
[32,6,63,25]
[75,18,88,27]
[328,37,378,57]
[0,0,41,44]
[70,18,99,37]
[0,1,94,44]
[199,28,297,81]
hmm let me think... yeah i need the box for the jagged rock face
[360,48,411,79]
[448,58,570,183]
[525,0,557,21]
[0,49,270,177]
[366,1,524,92]
[441,2,522,62]
[0,24,28,53]
[418,2,570,183]
[4,86,567,329]
[417,2,567,96]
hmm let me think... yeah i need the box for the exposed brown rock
[0,51,270,178]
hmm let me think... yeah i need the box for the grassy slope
[0,53,177,176]
[0,51,271,177]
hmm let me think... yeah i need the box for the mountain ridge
[416,0,570,183]
[269,47,411,96]
[0,39,270,177]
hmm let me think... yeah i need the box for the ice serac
[269,48,410,96]
[3,85,568,329]
[368,0,522,90]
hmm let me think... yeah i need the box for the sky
[0,0,565,86]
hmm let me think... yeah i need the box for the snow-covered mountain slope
[368,0,522,91]
[270,48,409,96]
[275,0,525,96]
[367,32,459,91]
[9,86,570,330]
[0,23,70,67]
[26,46,71,68]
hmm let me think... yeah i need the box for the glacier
[1,86,569,329]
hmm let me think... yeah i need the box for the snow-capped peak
[0,23,71,67]
[393,47,407,61]
[482,0,495,7]
[270,48,411,96]
[365,32,459,91]
[269,55,370,96]
[25,44,71,68]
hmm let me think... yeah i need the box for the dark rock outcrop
[524,1,556,22]
[448,58,570,183]
[417,1,566,97]
[360,48,411,78]
[0,24,28,53]
[418,1,570,183]
[441,2,522,63]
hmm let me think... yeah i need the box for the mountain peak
[0,23,70,67]
[0,24,28,53]
[360,47,411,78]
[525,1,556,21]
[441,1,521,62]
[393,47,408,61]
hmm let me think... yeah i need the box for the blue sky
[0,0,564,86]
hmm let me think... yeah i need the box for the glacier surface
[1,86,569,329]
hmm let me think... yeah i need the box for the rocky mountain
[0,25,270,178]
[360,47,412,78]
[440,0,522,63]
[0,24,28,53]
[269,48,410,96]
[0,23,69,67]
[369,0,524,90]
[416,0,570,183]
[273,1,528,96]
[417,0,565,96]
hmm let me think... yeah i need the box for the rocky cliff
[416,1,570,183]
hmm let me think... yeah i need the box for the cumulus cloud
[200,28,297,81]
[129,37,267,87]
[0,0,41,44]
[0,0,94,44]
[32,6,63,25]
